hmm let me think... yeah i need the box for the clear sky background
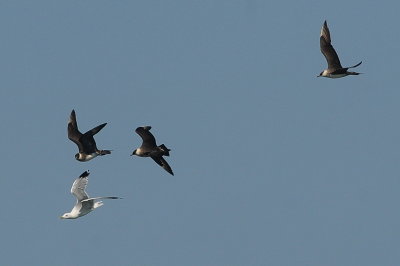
[1,0,399,265]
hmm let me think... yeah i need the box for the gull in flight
[60,171,121,219]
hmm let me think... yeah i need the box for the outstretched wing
[320,20,342,69]
[68,110,84,149]
[82,196,121,202]
[136,126,157,148]
[78,123,107,153]
[151,156,174,176]
[87,123,107,136]
[71,171,90,200]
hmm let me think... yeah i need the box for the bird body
[67,110,111,162]
[320,70,347,79]
[60,171,121,219]
[133,144,170,158]
[131,126,174,175]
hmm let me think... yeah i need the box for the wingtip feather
[80,170,90,178]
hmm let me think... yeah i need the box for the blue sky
[1,0,400,265]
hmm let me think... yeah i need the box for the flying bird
[131,126,174,176]
[68,109,111,162]
[318,20,362,78]
[60,171,121,219]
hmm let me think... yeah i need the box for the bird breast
[78,153,98,161]
[329,73,347,78]
[134,147,147,157]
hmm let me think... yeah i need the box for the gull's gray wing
[68,110,84,150]
[71,171,90,201]
[82,196,121,201]
[320,20,342,69]
[151,156,174,176]
[136,126,157,148]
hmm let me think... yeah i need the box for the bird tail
[158,144,171,156]
[99,150,112,155]
[93,201,104,209]
[348,61,362,69]
[347,71,361,75]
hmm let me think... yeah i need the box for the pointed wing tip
[320,20,332,46]
[163,161,174,176]
[322,20,328,30]
[80,170,90,178]
[321,20,329,33]
[69,109,77,123]
[165,168,174,175]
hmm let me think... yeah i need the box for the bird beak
[59,216,64,219]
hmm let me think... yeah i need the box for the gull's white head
[60,213,77,219]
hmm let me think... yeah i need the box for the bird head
[60,213,70,219]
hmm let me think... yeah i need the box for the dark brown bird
[318,20,362,78]
[68,110,111,162]
[131,126,174,176]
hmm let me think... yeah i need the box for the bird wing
[71,171,90,201]
[320,20,342,69]
[78,123,107,153]
[151,156,174,175]
[68,110,84,149]
[87,123,107,136]
[82,196,121,202]
[136,126,157,148]
[78,134,98,153]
